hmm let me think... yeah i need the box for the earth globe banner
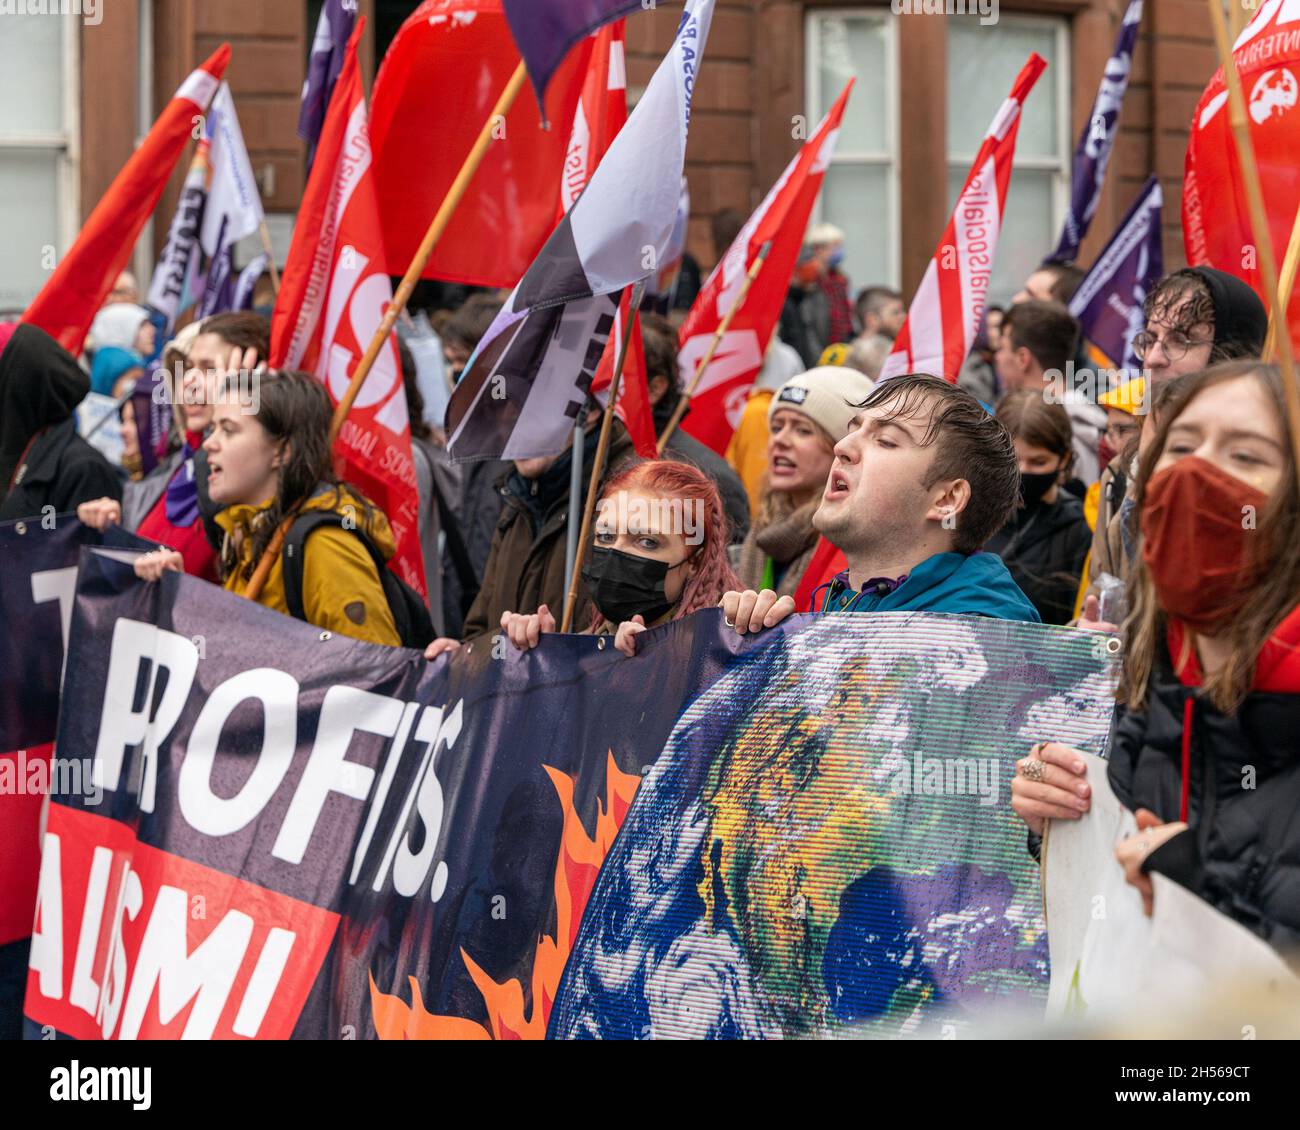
[10,542,1116,1039]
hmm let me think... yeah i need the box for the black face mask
[581,545,690,625]
[1019,469,1059,509]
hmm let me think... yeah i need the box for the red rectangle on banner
[24,805,339,1040]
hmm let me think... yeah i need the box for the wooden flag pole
[656,241,772,454]
[258,221,281,294]
[243,59,528,604]
[1208,0,1300,487]
[1228,0,1243,39]
[1263,194,1300,361]
[560,280,648,633]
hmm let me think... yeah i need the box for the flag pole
[1207,0,1300,487]
[1263,194,1300,361]
[562,416,584,601]
[243,59,529,604]
[258,221,281,294]
[656,240,771,454]
[561,280,647,633]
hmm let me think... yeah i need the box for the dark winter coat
[0,324,120,522]
[985,493,1092,625]
[1108,628,1300,957]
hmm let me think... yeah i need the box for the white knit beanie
[767,365,877,442]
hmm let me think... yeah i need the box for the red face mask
[1140,455,1270,634]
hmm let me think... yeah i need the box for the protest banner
[0,518,152,1039]
[14,540,1117,1039]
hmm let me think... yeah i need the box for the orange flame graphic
[370,752,641,1039]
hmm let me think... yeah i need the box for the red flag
[881,54,1047,384]
[678,81,853,455]
[270,19,426,596]
[557,20,628,218]
[369,0,593,289]
[22,45,230,355]
[590,288,656,458]
[1184,3,1299,353]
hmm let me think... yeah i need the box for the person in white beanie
[733,365,875,598]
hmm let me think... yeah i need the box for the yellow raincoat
[215,484,401,647]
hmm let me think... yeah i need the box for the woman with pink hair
[499,458,741,657]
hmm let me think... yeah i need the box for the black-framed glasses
[1131,329,1210,362]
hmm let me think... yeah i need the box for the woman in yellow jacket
[133,369,400,647]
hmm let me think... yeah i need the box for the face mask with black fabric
[1019,469,1059,509]
[581,545,692,625]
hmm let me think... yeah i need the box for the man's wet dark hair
[854,373,1020,553]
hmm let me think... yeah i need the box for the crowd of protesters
[3,210,1297,966]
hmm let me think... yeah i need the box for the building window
[947,13,1069,304]
[0,13,78,313]
[805,9,899,292]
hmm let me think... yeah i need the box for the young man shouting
[723,374,1039,632]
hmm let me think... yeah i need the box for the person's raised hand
[77,497,121,532]
[1078,594,1118,634]
[222,345,260,380]
[720,589,796,635]
[133,549,184,583]
[1010,741,1093,838]
[614,615,646,657]
[424,637,462,661]
[1115,808,1188,916]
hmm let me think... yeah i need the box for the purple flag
[1051,0,1143,263]
[1068,175,1162,375]
[298,0,357,162]
[503,0,642,115]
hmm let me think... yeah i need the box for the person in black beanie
[0,323,121,523]
[1080,265,1268,619]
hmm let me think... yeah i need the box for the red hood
[1168,604,1300,693]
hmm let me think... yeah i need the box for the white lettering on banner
[271,686,402,865]
[68,846,113,1016]
[118,885,250,1039]
[29,833,64,999]
[93,620,200,813]
[391,701,463,901]
[178,668,299,836]
[31,567,77,654]
[88,623,470,893]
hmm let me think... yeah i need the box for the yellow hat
[818,342,850,368]
[1098,376,1147,416]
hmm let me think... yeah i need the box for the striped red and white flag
[880,53,1047,384]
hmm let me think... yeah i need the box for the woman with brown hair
[1011,361,1300,949]
[734,366,875,599]
[132,369,401,646]
[985,390,1092,624]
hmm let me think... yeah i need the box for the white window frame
[803,7,901,290]
[945,12,1071,247]
[0,16,79,309]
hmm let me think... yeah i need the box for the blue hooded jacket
[815,551,1041,623]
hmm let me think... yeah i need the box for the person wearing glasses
[1079,267,1266,628]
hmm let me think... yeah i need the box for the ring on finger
[1018,758,1047,784]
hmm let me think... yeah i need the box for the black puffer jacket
[984,494,1091,625]
[1108,643,1300,955]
